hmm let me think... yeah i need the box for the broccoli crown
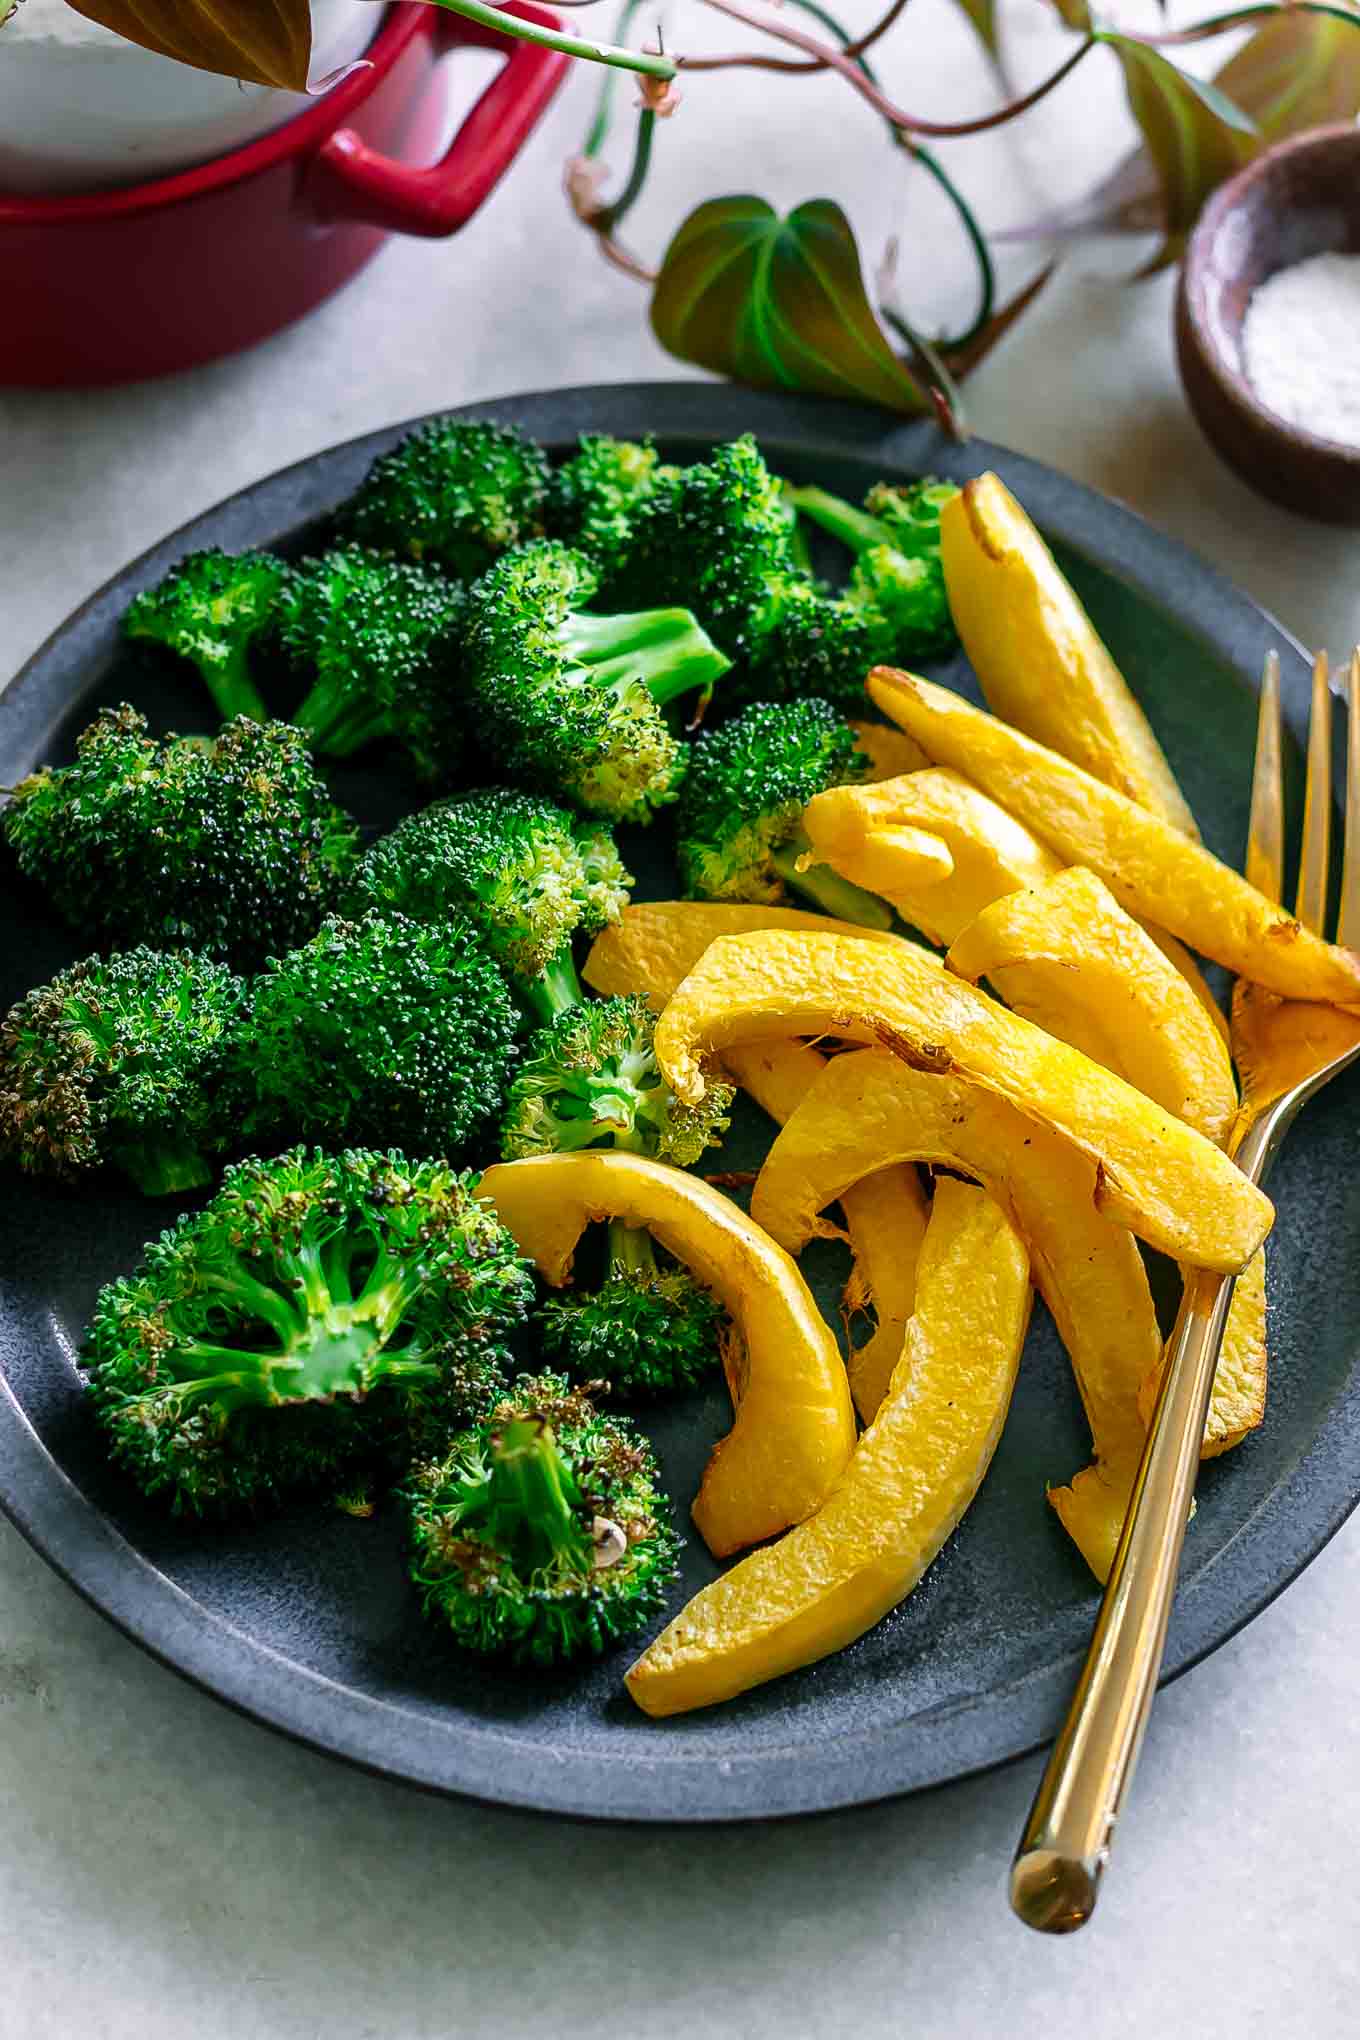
[0,947,245,1198]
[3,707,359,970]
[608,435,794,650]
[609,439,886,706]
[730,575,891,713]
[501,994,733,1166]
[406,1371,679,1664]
[280,546,466,771]
[537,1262,727,1398]
[232,910,521,1158]
[676,697,870,902]
[462,541,729,824]
[84,1147,531,1515]
[545,435,675,580]
[123,548,285,723]
[788,476,959,661]
[341,418,550,578]
[346,789,630,985]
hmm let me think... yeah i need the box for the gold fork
[1010,647,1360,1934]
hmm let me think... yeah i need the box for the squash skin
[939,473,1199,837]
[866,666,1360,1008]
[750,1045,1159,1455]
[584,903,928,1428]
[654,927,1274,1273]
[946,865,1238,1146]
[477,1152,856,1558]
[627,1175,1030,1719]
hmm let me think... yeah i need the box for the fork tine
[1246,650,1285,905]
[1339,650,1360,951]
[1295,650,1332,935]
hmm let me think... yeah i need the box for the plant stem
[425,0,676,77]
[582,0,651,153]
[689,0,1093,138]
[771,841,893,929]
[595,109,655,232]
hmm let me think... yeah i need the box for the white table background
[3,3,1359,2031]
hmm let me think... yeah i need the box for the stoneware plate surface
[1,383,1354,1822]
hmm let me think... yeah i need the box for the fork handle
[1010,1109,1284,1933]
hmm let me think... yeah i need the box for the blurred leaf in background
[651,197,930,414]
[60,0,312,87]
[1099,34,1258,267]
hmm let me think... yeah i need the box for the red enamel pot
[0,3,568,389]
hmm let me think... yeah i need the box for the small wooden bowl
[1176,124,1360,525]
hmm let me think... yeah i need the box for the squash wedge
[801,769,1061,949]
[946,866,1238,1145]
[583,900,905,1009]
[655,928,1274,1271]
[584,904,929,1387]
[626,1176,1029,1718]
[750,1045,1158,1447]
[848,720,932,781]
[867,667,1360,1007]
[477,1154,855,1558]
[939,474,1199,836]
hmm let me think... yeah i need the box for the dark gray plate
[1,383,1355,1823]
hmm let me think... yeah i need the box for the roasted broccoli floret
[787,475,960,658]
[462,541,732,823]
[498,972,732,1400]
[502,994,731,1164]
[675,698,888,925]
[341,418,550,578]
[280,547,465,773]
[2,707,359,969]
[346,790,629,1006]
[230,910,521,1158]
[608,436,885,711]
[406,1371,679,1664]
[0,947,245,1197]
[123,549,285,722]
[546,435,675,581]
[84,1147,532,1515]
[537,1240,728,1399]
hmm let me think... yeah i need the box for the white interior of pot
[0,0,383,196]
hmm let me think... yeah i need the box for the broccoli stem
[770,841,894,930]
[485,1415,591,1571]
[784,485,890,562]
[204,644,270,725]
[113,1129,216,1200]
[561,608,732,709]
[523,942,588,1025]
[608,1217,659,1281]
[294,686,385,758]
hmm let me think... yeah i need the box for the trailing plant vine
[11,0,1360,424]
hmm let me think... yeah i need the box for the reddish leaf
[61,0,312,88]
[951,0,1001,54]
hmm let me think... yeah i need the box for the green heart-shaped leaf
[651,196,928,416]
[60,0,312,88]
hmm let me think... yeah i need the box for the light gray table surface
[3,4,1359,2033]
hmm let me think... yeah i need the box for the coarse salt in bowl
[0,0,380,195]
[1176,123,1360,526]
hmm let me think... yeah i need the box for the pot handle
[318,3,569,238]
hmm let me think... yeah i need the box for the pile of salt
[1242,252,1360,449]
